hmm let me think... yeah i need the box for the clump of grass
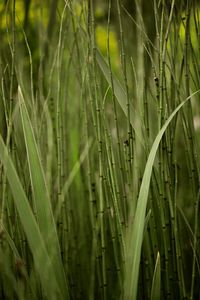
[0,0,200,299]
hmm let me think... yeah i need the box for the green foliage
[151,252,161,300]
[0,0,200,299]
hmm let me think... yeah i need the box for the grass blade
[55,138,92,220]
[151,252,161,300]
[0,135,62,299]
[96,49,145,147]
[18,86,69,299]
[125,90,200,299]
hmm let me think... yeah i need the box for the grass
[0,0,200,299]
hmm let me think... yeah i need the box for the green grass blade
[125,90,200,299]
[151,252,161,300]
[0,135,62,299]
[18,86,69,299]
[55,138,92,220]
[96,49,145,147]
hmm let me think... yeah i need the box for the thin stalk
[107,0,125,231]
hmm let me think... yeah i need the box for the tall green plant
[0,0,200,299]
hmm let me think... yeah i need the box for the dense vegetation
[0,0,199,299]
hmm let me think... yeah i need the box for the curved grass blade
[55,138,92,220]
[96,49,145,147]
[151,252,161,300]
[0,136,62,299]
[124,90,200,299]
[18,86,69,299]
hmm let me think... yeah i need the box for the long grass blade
[18,86,69,299]
[151,252,161,300]
[125,90,200,299]
[0,135,62,299]
[96,49,145,147]
[55,138,92,220]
